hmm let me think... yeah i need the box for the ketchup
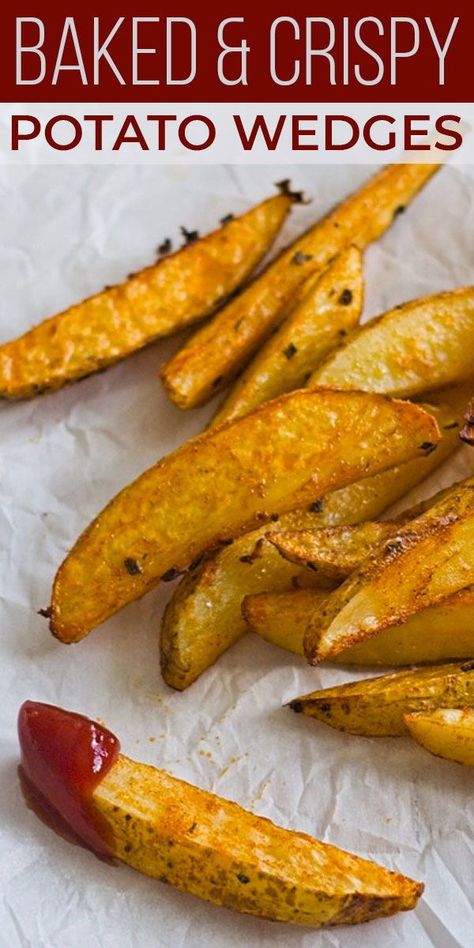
[18,701,121,858]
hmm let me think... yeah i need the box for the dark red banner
[1,6,470,103]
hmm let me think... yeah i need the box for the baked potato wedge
[404,707,474,766]
[289,662,474,736]
[161,163,438,409]
[460,394,474,445]
[49,390,439,644]
[245,586,474,666]
[98,761,422,926]
[210,246,363,427]
[269,522,397,581]
[311,287,474,397]
[160,389,465,690]
[160,516,337,692]
[0,192,291,399]
[245,589,327,655]
[269,462,474,580]
[305,476,474,665]
[19,701,424,927]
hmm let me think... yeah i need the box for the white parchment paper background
[0,163,473,948]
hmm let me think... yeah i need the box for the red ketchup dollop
[18,701,121,858]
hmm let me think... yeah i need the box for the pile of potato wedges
[8,161,474,929]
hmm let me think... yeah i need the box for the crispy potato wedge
[289,662,474,736]
[245,589,328,655]
[98,757,423,925]
[269,522,397,581]
[311,287,474,397]
[460,394,474,445]
[245,587,474,666]
[210,247,363,427]
[160,390,465,690]
[160,517,336,692]
[19,701,424,926]
[305,476,474,665]
[404,707,474,766]
[0,193,291,399]
[161,163,438,409]
[268,486,461,580]
[50,390,439,644]
[399,479,467,520]
[269,461,474,580]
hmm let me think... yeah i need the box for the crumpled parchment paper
[0,163,473,948]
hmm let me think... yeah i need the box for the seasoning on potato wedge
[268,475,465,578]
[0,192,292,399]
[160,513,337,692]
[210,246,363,427]
[18,701,424,926]
[404,707,474,766]
[305,475,474,665]
[160,389,465,690]
[49,389,439,645]
[269,449,474,581]
[310,287,474,397]
[245,586,474,667]
[269,521,397,581]
[161,163,439,410]
[460,394,474,445]
[245,588,328,655]
[289,662,474,736]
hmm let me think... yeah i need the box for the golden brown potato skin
[269,521,397,581]
[160,387,465,690]
[210,246,363,427]
[311,287,474,397]
[95,753,423,926]
[267,476,465,577]
[49,389,439,644]
[245,586,474,667]
[289,662,474,736]
[304,475,474,665]
[244,588,328,655]
[404,707,474,766]
[460,394,474,445]
[160,512,337,692]
[161,163,439,409]
[0,194,291,399]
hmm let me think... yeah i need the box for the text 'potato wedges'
[245,586,474,667]
[305,475,474,665]
[161,163,438,409]
[49,389,439,644]
[210,246,363,427]
[18,701,424,927]
[289,662,474,737]
[404,707,474,766]
[0,193,291,399]
[160,387,465,690]
[311,287,474,398]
